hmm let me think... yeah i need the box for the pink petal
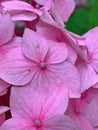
[47,62,81,98]
[0,118,35,130]
[44,115,80,130]
[66,44,77,64]
[66,88,98,129]
[0,39,36,86]
[74,115,94,130]
[10,83,69,122]
[27,61,80,98]
[2,1,41,15]
[0,14,14,45]
[83,27,98,73]
[76,62,98,92]
[0,79,10,96]
[11,11,37,21]
[0,106,9,125]
[41,83,69,119]
[40,11,88,62]
[34,0,48,5]
[46,40,68,64]
[0,106,9,115]
[51,0,75,22]
[83,88,98,127]
[10,86,42,119]
[22,28,49,62]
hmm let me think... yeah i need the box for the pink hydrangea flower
[76,27,98,92]
[40,10,89,62]
[0,84,80,130]
[66,87,98,130]
[36,19,78,64]
[0,28,80,98]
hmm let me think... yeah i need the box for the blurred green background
[66,0,98,35]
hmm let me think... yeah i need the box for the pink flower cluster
[0,0,98,130]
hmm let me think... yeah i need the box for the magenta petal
[0,14,14,45]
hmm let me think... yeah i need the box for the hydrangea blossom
[0,84,80,130]
[0,0,98,129]
[76,27,98,92]
[0,27,81,98]
[66,87,98,130]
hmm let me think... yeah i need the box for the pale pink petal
[66,88,98,129]
[76,62,98,92]
[44,115,80,130]
[11,11,37,21]
[0,106,9,126]
[83,27,98,73]
[11,83,69,122]
[47,62,81,98]
[0,106,9,115]
[10,86,42,119]
[66,44,77,64]
[34,0,48,5]
[41,84,69,119]
[0,89,7,96]
[0,45,36,86]
[0,118,35,130]
[75,115,94,130]
[46,40,68,64]
[22,28,49,62]
[36,19,65,41]
[66,101,94,130]
[2,1,41,15]
[51,0,75,22]
[27,61,80,98]
[83,88,98,127]
[0,14,14,45]
[0,79,10,96]
[43,0,52,11]
[41,10,88,62]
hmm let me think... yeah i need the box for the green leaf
[66,0,98,35]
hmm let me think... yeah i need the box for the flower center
[34,120,41,128]
[40,62,46,69]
